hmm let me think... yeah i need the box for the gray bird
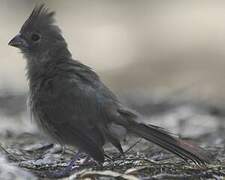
[9,4,211,174]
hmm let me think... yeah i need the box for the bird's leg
[80,155,102,168]
[80,155,91,166]
[64,150,82,171]
[59,145,66,156]
[114,139,142,160]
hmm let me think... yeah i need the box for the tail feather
[126,121,212,165]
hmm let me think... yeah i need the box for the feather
[21,4,55,32]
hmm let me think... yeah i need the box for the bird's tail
[125,120,212,165]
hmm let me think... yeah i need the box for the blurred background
[1,0,225,134]
[1,1,225,178]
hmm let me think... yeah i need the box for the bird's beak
[8,34,28,49]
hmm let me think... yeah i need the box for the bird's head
[9,4,70,61]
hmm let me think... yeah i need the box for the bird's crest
[21,4,55,32]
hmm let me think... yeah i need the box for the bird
[9,4,211,175]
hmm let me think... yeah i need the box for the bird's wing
[33,73,113,162]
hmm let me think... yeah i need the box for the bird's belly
[31,109,60,143]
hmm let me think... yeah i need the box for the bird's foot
[80,156,100,167]
[44,151,82,178]
[44,151,99,178]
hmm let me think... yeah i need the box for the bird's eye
[31,33,41,42]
